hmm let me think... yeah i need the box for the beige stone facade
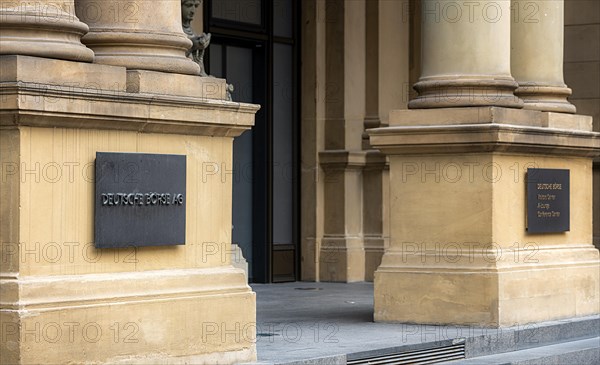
[300,0,600,281]
[564,0,600,249]
[1,1,258,363]
[300,0,599,326]
[301,0,408,283]
[1,0,599,362]
[370,107,598,326]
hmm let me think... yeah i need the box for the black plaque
[94,152,186,248]
[526,168,570,233]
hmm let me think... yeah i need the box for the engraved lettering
[99,192,185,207]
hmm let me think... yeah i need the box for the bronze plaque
[526,168,570,233]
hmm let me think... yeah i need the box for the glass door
[205,0,298,283]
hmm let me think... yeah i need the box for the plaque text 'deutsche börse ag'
[95,152,186,248]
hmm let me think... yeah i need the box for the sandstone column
[371,0,599,327]
[0,0,94,62]
[511,0,576,113]
[75,0,199,75]
[409,0,523,109]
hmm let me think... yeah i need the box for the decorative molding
[370,109,600,157]
[0,267,250,311]
[370,123,600,157]
[319,150,388,171]
[0,82,259,137]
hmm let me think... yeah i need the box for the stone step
[242,315,600,365]
[446,337,600,365]
[344,316,599,364]
[465,315,600,358]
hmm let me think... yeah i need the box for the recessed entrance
[205,0,299,283]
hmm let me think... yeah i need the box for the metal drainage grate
[347,343,465,365]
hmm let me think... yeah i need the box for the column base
[516,84,577,114]
[364,236,387,282]
[409,77,524,109]
[0,6,94,62]
[369,107,600,327]
[0,55,259,364]
[0,267,256,365]
[231,243,249,281]
[81,31,200,75]
[75,0,201,75]
[319,236,365,283]
[374,247,600,327]
[319,151,369,282]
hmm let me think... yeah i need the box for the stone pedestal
[231,243,249,281]
[0,55,259,364]
[319,151,367,282]
[318,149,389,283]
[369,107,600,327]
[363,152,389,282]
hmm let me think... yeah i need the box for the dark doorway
[205,0,299,283]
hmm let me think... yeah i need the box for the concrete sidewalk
[249,282,479,364]
[246,282,599,365]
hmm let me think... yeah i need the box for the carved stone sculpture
[182,0,210,76]
[181,0,235,100]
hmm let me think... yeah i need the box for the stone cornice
[369,123,600,157]
[319,149,388,171]
[0,82,259,137]
[388,107,593,131]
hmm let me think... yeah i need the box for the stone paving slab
[248,282,482,364]
[244,282,599,365]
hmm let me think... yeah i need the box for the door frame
[204,0,301,283]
